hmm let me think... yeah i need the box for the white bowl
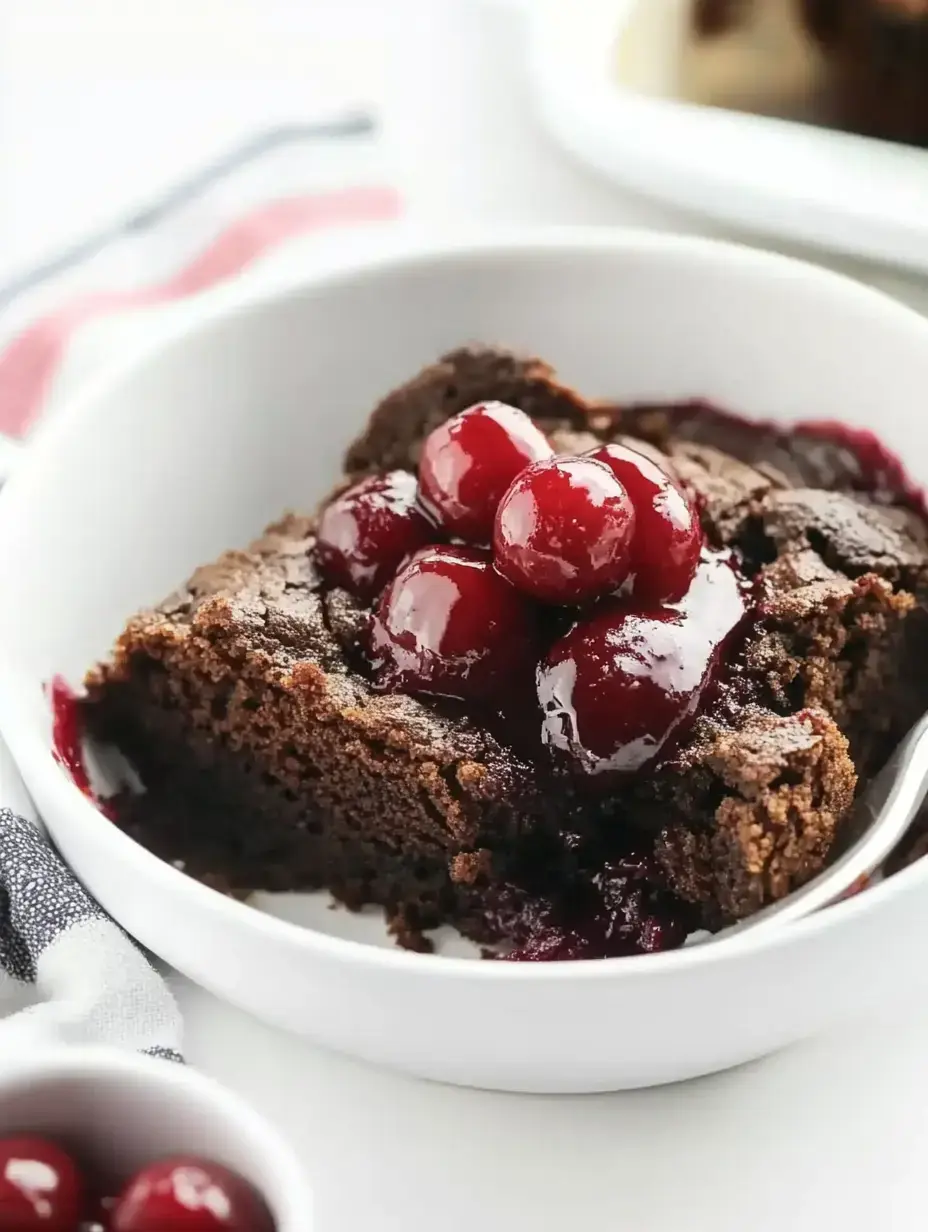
[0,1047,310,1229]
[1,229,928,1094]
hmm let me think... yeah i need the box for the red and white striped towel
[0,114,401,1052]
[0,116,401,464]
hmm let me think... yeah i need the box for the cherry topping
[369,545,538,706]
[418,402,553,543]
[0,1135,83,1231]
[493,456,636,605]
[316,471,435,600]
[537,552,748,776]
[86,1192,118,1230]
[504,854,697,961]
[588,442,702,603]
[111,1157,273,1232]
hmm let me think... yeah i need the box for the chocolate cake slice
[82,347,928,955]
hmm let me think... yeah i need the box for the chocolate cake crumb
[345,346,590,476]
[655,708,854,920]
[450,849,494,886]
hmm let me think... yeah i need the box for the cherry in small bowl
[493,456,636,605]
[0,1135,83,1231]
[418,401,553,543]
[112,1156,272,1231]
[0,1136,273,1232]
[369,544,538,707]
[0,1049,308,1232]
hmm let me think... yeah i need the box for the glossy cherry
[316,471,435,600]
[369,545,537,706]
[86,1192,118,1230]
[417,402,553,543]
[0,1135,83,1231]
[537,552,747,776]
[588,442,702,603]
[493,456,636,604]
[111,1157,273,1232]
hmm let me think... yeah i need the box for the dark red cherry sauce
[48,676,118,820]
[625,400,922,512]
[49,676,92,798]
[487,844,702,962]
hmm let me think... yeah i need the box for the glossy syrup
[49,675,92,798]
[48,676,117,820]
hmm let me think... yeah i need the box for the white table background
[5,1,928,1228]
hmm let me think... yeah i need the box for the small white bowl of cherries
[0,1047,309,1231]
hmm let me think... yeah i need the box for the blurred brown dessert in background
[693,0,754,37]
[801,0,928,146]
[682,0,824,121]
[692,0,928,146]
[798,0,843,46]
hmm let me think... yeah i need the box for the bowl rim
[2,223,928,985]
[0,1045,311,1229]
[527,0,928,274]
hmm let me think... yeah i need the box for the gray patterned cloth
[0,805,182,1059]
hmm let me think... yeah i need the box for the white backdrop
[0,0,734,276]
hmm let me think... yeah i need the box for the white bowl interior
[3,233,928,1090]
[0,1049,309,1228]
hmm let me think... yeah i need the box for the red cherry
[316,471,436,600]
[0,1135,83,1231]
[111,1157,272,1232]
[418,402,553,543]
[369,545,538,706]
[493,457,636,605]
[537,553,747,775]
[83,1193,117,1230]
[588,443,702,603]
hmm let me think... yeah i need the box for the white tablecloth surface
[5,2,928,1229]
